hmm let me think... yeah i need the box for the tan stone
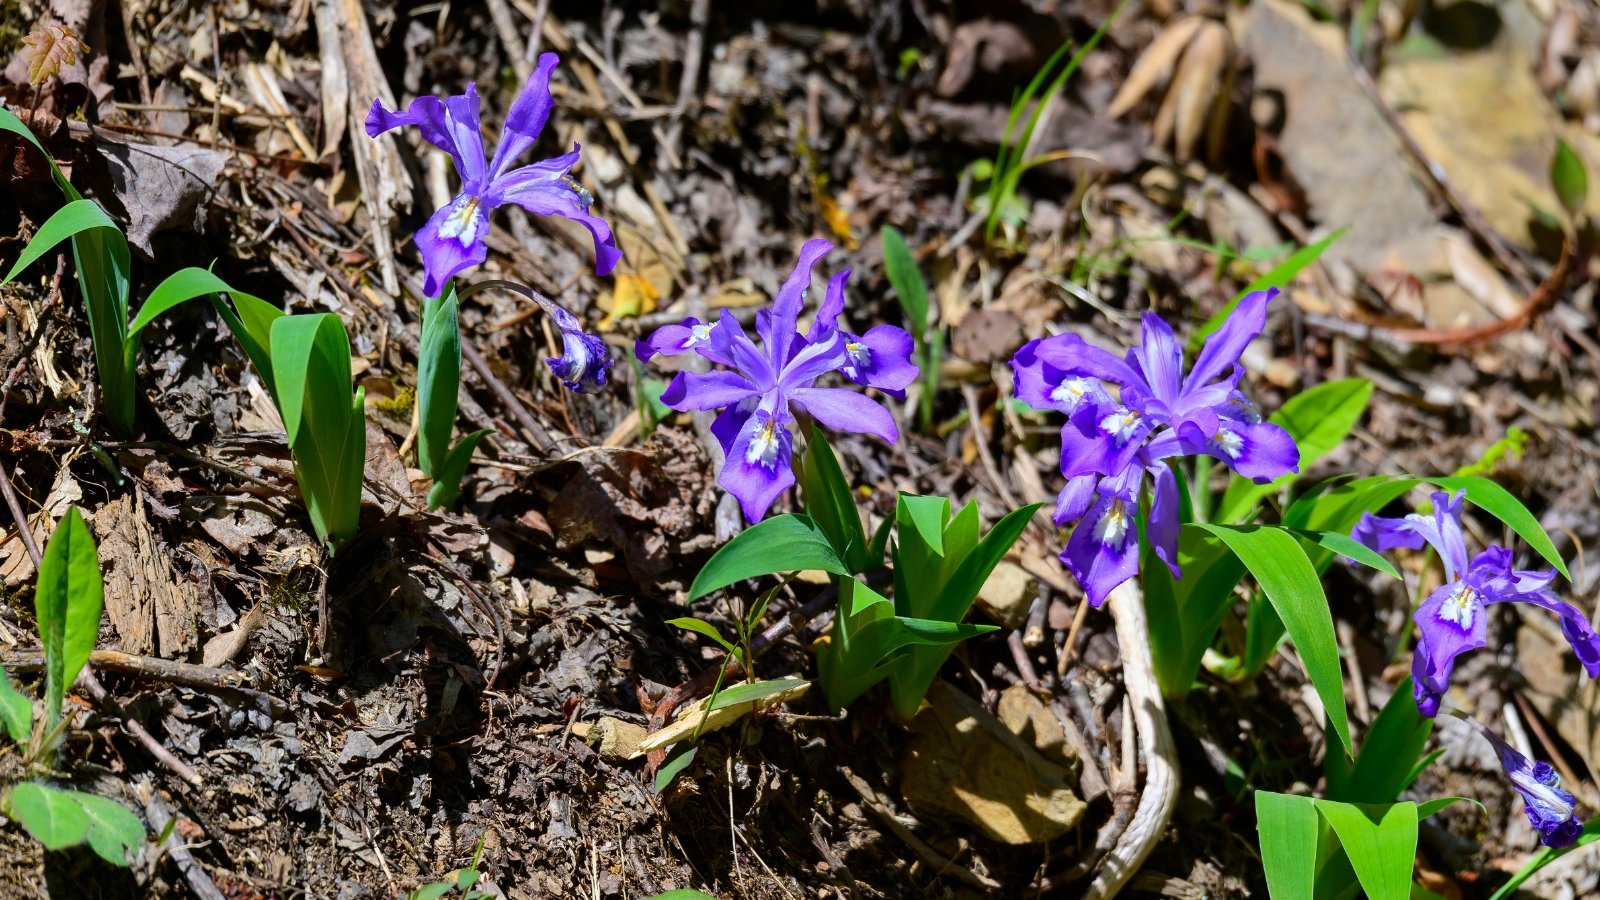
[900,682,1085,844]
[587,716,648,763]
[998,683,1076,769]
[975,560,1038,630]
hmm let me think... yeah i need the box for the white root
[1085,580,1181,900]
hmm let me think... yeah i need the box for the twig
[79,671,202,784]
[140,780,227,900]
[1,649,285,716]
[838,766,1002,891]
[662,0,709,165]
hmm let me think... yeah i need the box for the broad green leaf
[128,267,228,336]
[1144,532,1245,698]
[1256,791,1319,900]
[212,290,286,391]
[427,429,491,510]
[799,435,867,572]
[407,884,455,900]
[1217,378,1373,523]
[642,891,717,900]
[654,745,699,793]
[1190,228,1347,352]
[35,507,102,729]
[1289,530,1400,579]
[1552,138,1589,216]
[269,314,364,546]
[8,783,91,851]
[1314,800,1417,900]
[1327,677,1432,805]
[666,617,737,655]
[0,664,32,745]
[417,287,464,481]
[1,199,121,285]
[880,226,928,334]
[0,106,74,195]
[72,791,145,866]
[706,677,808,712]
[688,515,850,600]
[1196,524,1350,753]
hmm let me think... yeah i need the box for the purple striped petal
[1063,492,1141,608]
[1147,463,1181,578]
[1132,312,1183,406]
[807,269,851,343]
[1410,580,1488,717]
[766,239,833,365]
[415,193,491,297]
[490,145,621,276]
[1052,474,1099,525]
[1184,288,1275,392]
[366,85,488,185]
[721,409,797,522]
[487,52,559,179]
[1027,332,1146,392]
[788,387,898,444]
[659,370,760,411]
[840,326,918,393]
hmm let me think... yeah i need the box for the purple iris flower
[366,52,622,296]
[547,307,612,393]
[1011,288,1300,606]
[637,239,912,522]
[1352,490,1600,718]
[1458,714,1584,848]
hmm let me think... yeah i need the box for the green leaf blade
[1196,523,1351,754]
[687,515,851,600]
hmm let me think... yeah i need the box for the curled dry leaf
[1109,16,1234,163]
[20,22,87,86]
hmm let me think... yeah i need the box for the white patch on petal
[1093,499,1130,547]
[438,194,484,246]
[745,417,784,470]
[684,322,713,348]
[842,340,871,380]
[1438,583,1481,631]
[558,175,595,210]
[1214,427,1244,459]
[1099,407,1142,444]
[1050,377,1097,412]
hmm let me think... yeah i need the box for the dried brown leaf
[20,22,87,85]
[1107,16,1205,119]
[1167,21,1232,163]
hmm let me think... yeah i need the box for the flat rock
[900,681,1085,845]
[975,560,1037,630]
[998,682,1076,769]
[1381,40,1600,255]
[1234,0,1435,274]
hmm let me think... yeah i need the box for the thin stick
[839,767,1002,891]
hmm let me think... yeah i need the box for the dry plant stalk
[21,22,87,85]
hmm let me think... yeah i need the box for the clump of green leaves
[686,436,1036,718]
[415,283,490,509]
[1257,680,1481,899]
[0,508,146,866]
[125,269,368,548]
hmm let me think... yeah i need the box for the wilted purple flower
[1012,289,1300,606]
[637,239,913,522]
[1457,713,1584,848]
[367,53,622,296]
[546,307,612,393]
[1353,490,1600,718]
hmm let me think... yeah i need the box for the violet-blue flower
[366,53,622,295]
[546,306,612,393]
[1457,713,1584,848]
[637,239,913,522]
[1011,288,1300,606]
[1352,490,1600,717]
